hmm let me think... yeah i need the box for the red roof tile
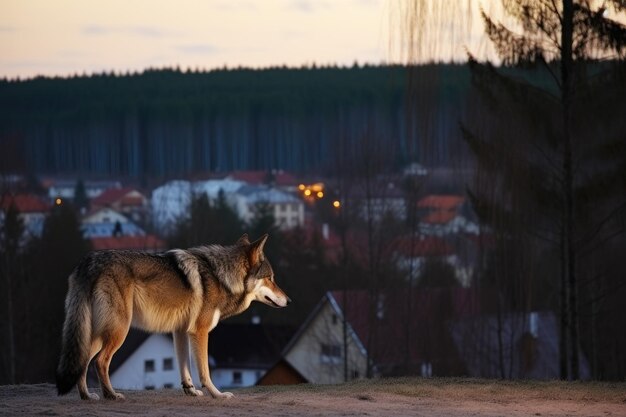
[417,195,465,210]
[91,187,142,207]
[90,235,166,251]
[1,194,50,213]
[421,211,457,225]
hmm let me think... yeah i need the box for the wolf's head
[240,234,291,308]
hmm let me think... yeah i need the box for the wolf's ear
[236,233,250,245]
[248,234,268,266]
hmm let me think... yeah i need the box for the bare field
[1,378,625,417]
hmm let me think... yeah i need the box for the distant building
[417,194,479,236]
[81,207,146,238]
[106,324,294,391]
[229,185,305,230]
[393,236,465,284]
[151,179,245,233]
[227,170,300,193]
[42,178,121,201]
[450,311,591,380]
[280,292,368,384]
[90,187,148,224]
[0,193,50,241]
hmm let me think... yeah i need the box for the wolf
[56,233,290,400]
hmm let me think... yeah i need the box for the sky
[0,0,493,79]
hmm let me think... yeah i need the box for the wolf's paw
[183,386,204,397]
[103,391,125,400]
[212,391,234,399]
[80,392,100,400]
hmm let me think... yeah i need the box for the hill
[0,65,470,177]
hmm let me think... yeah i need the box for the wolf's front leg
[189,329,234,399]
[173,330,203,397]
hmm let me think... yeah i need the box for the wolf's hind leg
[95,327,128,400]
[78,339,102,400]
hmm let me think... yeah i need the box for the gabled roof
[90,235,166,251]
[1,194,50,213]
[91,187,145,207]
[421,210,457,225]
[210,324,295,368]
[417,195,465,210]
[281,292,367,358]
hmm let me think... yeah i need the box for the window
[320,343,341,364]
[232,371,242,385]
[332,314,338,325]
[144,359,155,373]
[351,370,360,379]
[145,385,155,390]
[163,357,174,371]
[163,383,174,389]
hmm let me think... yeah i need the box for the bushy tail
[56,273,92,396]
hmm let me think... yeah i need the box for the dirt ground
[1,378,624,417]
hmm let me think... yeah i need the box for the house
[81,207,147,238]
[449,311,591,380]
[90,187,148,223]
[42,178,121,201]
[393,235,466,284]
[227,170,300,193]
[151,179,245,233]
[106,324,294,391]
[0,193,50,241]
[417,195,479,236]
[229,185,305,230]
[279,292,368,384]
[349,180,408,222]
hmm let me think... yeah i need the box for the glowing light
[316,191,324,198]
[304,189,312,196]
[55,198,62,206]
[298,184,306,191]
[311,183,324,193]
[333,200,341,208]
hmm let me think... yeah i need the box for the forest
[0,64,471,177]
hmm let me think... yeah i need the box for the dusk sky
[1,0,496,79]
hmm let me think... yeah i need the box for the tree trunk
[561,0,579,380]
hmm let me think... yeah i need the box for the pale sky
[0,0,493,79]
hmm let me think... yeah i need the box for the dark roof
[210,323,296,368]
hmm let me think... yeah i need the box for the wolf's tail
[56,270,92,396]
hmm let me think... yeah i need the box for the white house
[81,207,146,238]
[43,178,121,201]
[151,179,245,233]
[229,185,305,230]
[281,293,368,384]
[107,324,293,391]
[0,194,50,243]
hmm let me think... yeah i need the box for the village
[1,164,584,392]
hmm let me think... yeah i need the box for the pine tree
[464,0,626,379]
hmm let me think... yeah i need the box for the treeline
[0,65,471,177]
